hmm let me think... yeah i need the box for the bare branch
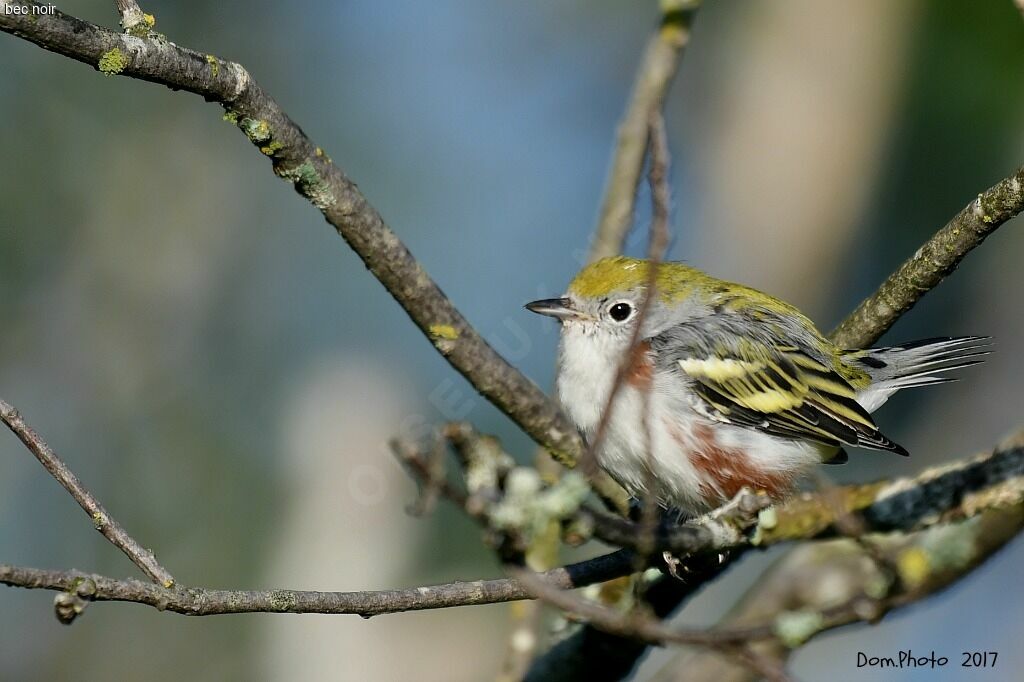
[588,5,696,262]
[830,165,1024,348]
[3,338,1021,632]
[0,2,592,484]
[0,550,635,619]
[647,110,673,252]
[0,399,175,588]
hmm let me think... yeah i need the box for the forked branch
[0,399,174,587]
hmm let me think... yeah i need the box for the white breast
[556,324,827,511]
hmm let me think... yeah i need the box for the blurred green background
[1,1,1022,680]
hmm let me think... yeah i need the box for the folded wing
[675,341,908,456]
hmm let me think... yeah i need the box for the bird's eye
[608,302,633,322]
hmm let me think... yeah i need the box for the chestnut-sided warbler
[526,256,987,512]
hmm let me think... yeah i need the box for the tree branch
[519,456,1024,681]
[588,3,696,262]
[3,418,1020,624]
[0,549,636,619]
[398,418,1024,563]
[660,504,1024,681]
[830,165,1024,348]
[0,2,592,481]
[0,399,175,588]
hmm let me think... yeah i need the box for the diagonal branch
[830,165,1024,348]
[0,399,175,588]
[0,2,591,480]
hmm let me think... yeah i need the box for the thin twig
[647,111,673,252]
[578,113,673,482]
[0,399,175,588]
[0,550,636,618]
[513,49,693,665]
[589,5,696,262]
[515,15,693,663]
[636,109,674,565]
[830,165,1024,348]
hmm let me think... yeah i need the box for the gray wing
[647,305,908,456]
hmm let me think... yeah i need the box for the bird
[525,256,988,513]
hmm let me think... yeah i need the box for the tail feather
[892,357,987,383]
[885,375,959,389]
[845,336,989,413]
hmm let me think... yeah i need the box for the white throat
[555,322,627,437]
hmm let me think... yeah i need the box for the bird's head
[525,257,702,346]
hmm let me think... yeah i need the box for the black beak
[525,297,578,321]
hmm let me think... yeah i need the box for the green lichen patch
[222,110,239,124]
[774,609,824,648]
[490,470,590,545]
[754,482,887,545]
[98,48,129,75]
[260,140,284,156]
[206,54,220,77]
[277,161,336,209]
[125,13,157,37]
[240,118,272,143]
